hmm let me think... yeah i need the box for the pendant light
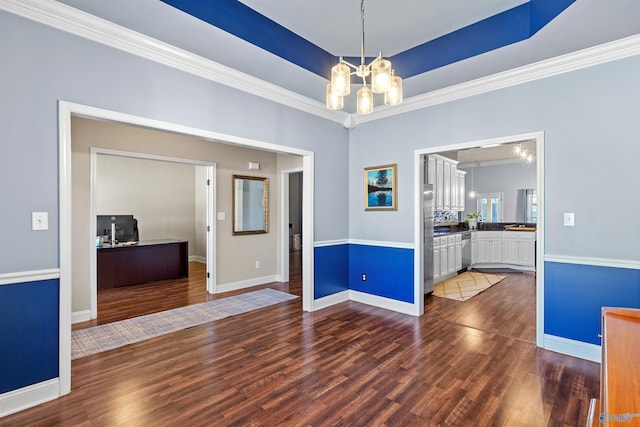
[469,165,476,199]
[325,0,403,114]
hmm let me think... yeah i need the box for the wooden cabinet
[97,239,188,289]
[586,308,640,426]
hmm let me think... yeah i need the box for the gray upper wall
[0,11,349,273]
[349,54,640,260]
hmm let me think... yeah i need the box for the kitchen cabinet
[447,235,456,275]
[474,231,503,264]
[428,154,461,211]
[456,170,466,211]
[455,234,462,271]
[433,233,464,284]
[433,237,441,282]
[435,157,444,209]
[503,231,536,267]
[472,230,536,270]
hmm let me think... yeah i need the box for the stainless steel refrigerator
[423,183,435,294]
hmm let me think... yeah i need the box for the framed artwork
[364,164,397,211]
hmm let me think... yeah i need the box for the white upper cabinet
[428,154,461,212]
[457,170,466,212]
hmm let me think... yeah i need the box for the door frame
[89,148,217,318]
[58,100,315,396]
[414,131,545,347]
[279,168,303,283]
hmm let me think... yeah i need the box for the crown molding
[0,0,347,124]
[355,34,640,126]
[2,0,640,128]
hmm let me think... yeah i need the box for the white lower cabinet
[433,237,441,282]
[472,230,536,269]
[455,234,462,271]
[433,234,464,284]
[502,231,535,267]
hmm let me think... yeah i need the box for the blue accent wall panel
[160,0,336,78]
[0,279,59,394]
[349,244,414,304]
[544,262,640,345]
[314,245,349,299]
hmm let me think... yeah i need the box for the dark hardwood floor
[3,255,599,426]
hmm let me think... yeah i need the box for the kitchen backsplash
[434,210,460,224]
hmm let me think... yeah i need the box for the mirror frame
[232,174,269,235]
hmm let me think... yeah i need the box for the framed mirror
[232,175,268,235]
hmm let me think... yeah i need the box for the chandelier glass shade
[325,0,403,114]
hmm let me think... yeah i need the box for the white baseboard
[313,290,350,310]
[349,290,419,316]
[71,310,91,324]
[543,334,601,363]
[471,263,536,272]
[0,378,59,418]
[215,275,280,294]
[189,255,206,264]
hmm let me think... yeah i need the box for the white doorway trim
[280,168,303,283]
[414,131,545,346]
[88,148,217,319]
[58,100,315,397]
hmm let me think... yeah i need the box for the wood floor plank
[1,257,600,426]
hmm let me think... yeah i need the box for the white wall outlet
[32,212,48,230]
[255,261,260,269]
[217,211,226,220]
[563,212,575,226]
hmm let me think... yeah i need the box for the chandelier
[325,0,403,114]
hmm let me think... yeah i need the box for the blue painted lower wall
[545,262,640,345]
[349,244,414,304]
[314,243,414,303]
[314,244,349,299]
[0,279,59,394]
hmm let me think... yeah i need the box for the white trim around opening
[413,131,545,347]
[58,100,315,399]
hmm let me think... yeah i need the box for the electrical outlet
[361,273,366,281]
[255,261,261,269]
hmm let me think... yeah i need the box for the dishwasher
[461,231,471,272]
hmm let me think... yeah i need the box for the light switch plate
[32,212,48,230]
[563,212,575,226]
[217,211,226,220]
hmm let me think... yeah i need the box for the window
[525,189,537,223]
[477,193,503,223]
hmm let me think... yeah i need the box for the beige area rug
[433,271,505,302]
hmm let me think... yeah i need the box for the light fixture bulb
[371,57,392,93]
[357,85,373,115]
[514,144,521,155]
[330,62,351,97]
[384,73,403,106]
[326,83,343,110]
